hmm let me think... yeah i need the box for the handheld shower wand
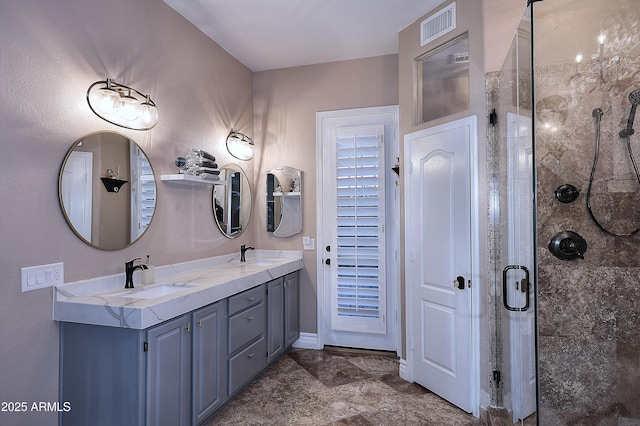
[619,89,640,138]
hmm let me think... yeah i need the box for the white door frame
[316,105,400,354]
[404,116,481,418]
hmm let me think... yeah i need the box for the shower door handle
[503,265,530,312]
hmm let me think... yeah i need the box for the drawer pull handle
[248,297,255,302]
[248,316,255,321]
[248,353,255,358]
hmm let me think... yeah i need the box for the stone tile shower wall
[536,56,640,423]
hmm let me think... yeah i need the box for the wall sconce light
[87,78,159,130]
[226,130,255,161]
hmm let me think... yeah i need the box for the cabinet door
[192,301,228,425]
[284,272,300,348]
[146,314,191,426]
[267,277,285,363]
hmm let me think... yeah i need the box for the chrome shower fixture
[619,89,640,139]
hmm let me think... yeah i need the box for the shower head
[620,89,640,138]
[592,108,603,118]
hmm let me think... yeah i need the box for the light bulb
[140,96,159,127]
[118,90,139,121]
[95,81,120,115]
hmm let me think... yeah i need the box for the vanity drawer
[228,285,265,315]
[228,302,266,354]
[228,336,267,395]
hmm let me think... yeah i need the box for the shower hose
[587,108,640,236]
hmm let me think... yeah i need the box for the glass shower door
[490,6,536,424]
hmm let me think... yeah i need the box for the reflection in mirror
[212,164,251,238]
[58,131,157,250]
[267,166,302,237]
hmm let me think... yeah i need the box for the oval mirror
[267,166,302,237]
[58,131,157,250]
[212,164,252,238]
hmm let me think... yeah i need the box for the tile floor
[206,347,484,425]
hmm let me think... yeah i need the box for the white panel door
[61,151,92,242]
[405,117,475,413]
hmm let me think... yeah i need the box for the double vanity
[54,250,302,426]
[54,128,306,425]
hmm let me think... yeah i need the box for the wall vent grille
[420,3,456,46]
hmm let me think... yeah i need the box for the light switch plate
[21,262,64,292]
[303,237,315,251]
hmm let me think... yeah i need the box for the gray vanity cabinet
[59,322,147,426]
[60,301,226,426]
[267,271,300,363]
[227,284,268,395]
[146,314,192,426]
[267,277,286,363]
[284,271,300,348]
[59,271,300,426]
[191,301,228,425]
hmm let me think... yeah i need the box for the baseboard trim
[292,332,323,349]
[399,358,409,381]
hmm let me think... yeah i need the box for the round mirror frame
[58,131,157,250]
[212,164,252,239]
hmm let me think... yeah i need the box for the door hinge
[143,341,148,352]
[489,109,497,126]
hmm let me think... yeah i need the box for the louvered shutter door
[331,125,386,334]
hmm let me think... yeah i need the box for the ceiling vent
[420,3,456,46]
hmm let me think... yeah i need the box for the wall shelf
[272,192,301,197]
[161,174,226,186]
[100,177,128,193]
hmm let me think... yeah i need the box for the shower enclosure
[532,0,640,424]
[488,6,535,424]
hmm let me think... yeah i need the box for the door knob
[453,276,465,290]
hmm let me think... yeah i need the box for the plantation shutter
[331,125,386,334]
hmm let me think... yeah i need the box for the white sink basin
[245,259,284,266]
[113,283,196,299]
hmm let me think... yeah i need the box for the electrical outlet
[21,262,64,292]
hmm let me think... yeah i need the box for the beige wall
[0,0,253,424]
[253,55,399,333]
[398,0,492,409]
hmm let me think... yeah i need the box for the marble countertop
[53,250,303,330]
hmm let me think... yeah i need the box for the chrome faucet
[240,243,255,262]
[125,258,147,289]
